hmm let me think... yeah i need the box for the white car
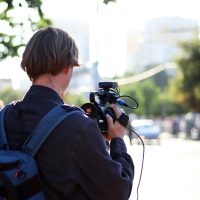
[130,119,161,142]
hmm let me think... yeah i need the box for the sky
[42,0,200,31]
[1,0,200,88]
[42,0,200,78]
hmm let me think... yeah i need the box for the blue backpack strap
[23,105,82,157]
[0,104,11,148]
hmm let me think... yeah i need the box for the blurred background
[0,0,200,200]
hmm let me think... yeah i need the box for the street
[125,133,200,200]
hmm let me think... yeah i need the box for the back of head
[21,27,80,81]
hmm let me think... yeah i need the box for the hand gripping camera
[81,82,131,135]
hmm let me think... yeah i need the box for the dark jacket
[4,85,134,200]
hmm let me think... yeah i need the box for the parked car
[130,119,161,144]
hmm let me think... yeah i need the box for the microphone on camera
[116,99,129,107]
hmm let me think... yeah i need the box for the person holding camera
[3,27,134,200]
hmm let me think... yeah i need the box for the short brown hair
[21,27,80,81]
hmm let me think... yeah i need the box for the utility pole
[89,0,101,90]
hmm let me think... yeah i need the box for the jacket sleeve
[72,118,134,200]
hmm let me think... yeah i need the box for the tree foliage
[174,39,200,111]
[0,87,24,104]
[120,79,163,117]
[0,0,52,59]
[64,92,87,107]
[103,0,116,4]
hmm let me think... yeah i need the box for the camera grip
[104,107,116,121]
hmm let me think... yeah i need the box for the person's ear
[63,66,70,74]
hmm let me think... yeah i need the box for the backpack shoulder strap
[23,105,82,157]
[0,104,10,148]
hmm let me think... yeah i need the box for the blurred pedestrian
[171,115,180,137]
[128,128,134,145]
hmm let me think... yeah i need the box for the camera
[81,82,130,135]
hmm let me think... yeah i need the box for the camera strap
[117,113,129,127]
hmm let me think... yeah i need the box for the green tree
[120,79,162,117]
[64,92,87,107]
[0,87,24,104]
[103,0,116,4]
[174,39,200,111]
[145,63,169,90]
[0,0,51,59]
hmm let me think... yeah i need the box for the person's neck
[33,74,65,99]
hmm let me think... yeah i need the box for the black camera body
[81,82,128,135]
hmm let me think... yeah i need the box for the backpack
[0,104,81,200]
